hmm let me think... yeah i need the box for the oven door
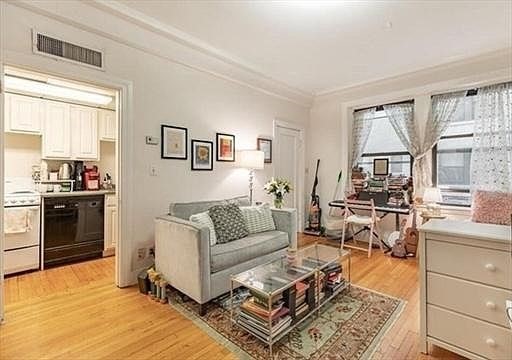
[4,205,41,250]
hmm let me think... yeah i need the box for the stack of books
[323,263,346,294]
[315,272,326,305]
[238,293,291,340]
[294,281,310,319]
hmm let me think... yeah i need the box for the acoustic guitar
[404,207,419,256]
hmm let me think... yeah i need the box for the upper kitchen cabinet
[42,101,71,159]
[71,105,99,160]
[4,93,44,134]
[99,109,116,141]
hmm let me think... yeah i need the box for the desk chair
[340,199,383,258]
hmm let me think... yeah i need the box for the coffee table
[230,244,351,357]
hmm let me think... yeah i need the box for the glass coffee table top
[231,244,348,297]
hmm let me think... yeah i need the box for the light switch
[146,136,159,145]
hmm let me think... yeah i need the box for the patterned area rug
[168,286,405,359]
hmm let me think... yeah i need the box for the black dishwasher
[44,196,104,267]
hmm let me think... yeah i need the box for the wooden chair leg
[351,224,359,245]
[376,221,384,252]
[368,223,374,258]
[341,220,346,250]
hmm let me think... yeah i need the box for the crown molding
[315,48,512,99]
[7,0,313,107]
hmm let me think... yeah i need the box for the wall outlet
[145,136,159,145]
[149,164,158,176]
[137,247,147,260]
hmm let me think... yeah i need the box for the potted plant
[264,178,292,209]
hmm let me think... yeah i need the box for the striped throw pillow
[189,212,217,245]
[240,204,276,234]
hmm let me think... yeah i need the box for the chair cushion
[210,230,289,273]
[169,196,250,220]
[472,190,512,225]
[208,204,249,243]
[346,214,374,225]
[240,204,276,234]
[189,212,217,246]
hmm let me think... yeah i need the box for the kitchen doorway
[1,66,122,312]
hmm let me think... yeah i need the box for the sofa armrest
[271,208,297,250]
[154,215,211,304]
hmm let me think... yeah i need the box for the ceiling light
[5,76,113,105]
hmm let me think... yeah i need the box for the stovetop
[4,177,41,207]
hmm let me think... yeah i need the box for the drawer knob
[486,338,496,347]
[485,301,497,310]
[485,263,496,272]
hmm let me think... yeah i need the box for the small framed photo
[216,133,235,162]
[191,140,213,171]
[257,138,272,163]
[373,158,389,176]
[161,125,188,160]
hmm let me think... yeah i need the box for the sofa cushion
[189,212,217,245]
[240,204,276,234]
[169,196,250,220]
[210,230,289,273]
[208,204,249,243]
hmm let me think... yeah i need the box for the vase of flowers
[264,178,292,209]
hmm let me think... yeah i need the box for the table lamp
[422,187,442,216]
[240,150,264,205]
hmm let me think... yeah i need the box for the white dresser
[419,219,512,360]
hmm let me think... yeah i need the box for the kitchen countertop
[40,190,116,198]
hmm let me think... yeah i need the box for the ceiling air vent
[32,31,104,70]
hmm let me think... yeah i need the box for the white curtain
[385,92,465,193]
[350,108,375,169]
[471,82,512,192]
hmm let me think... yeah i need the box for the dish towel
[4,208,32,234]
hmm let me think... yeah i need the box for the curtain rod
[354,99,414,113]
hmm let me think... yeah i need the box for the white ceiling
[122,0,512,95]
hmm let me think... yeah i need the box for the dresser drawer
[426,240,512,289]
[428,305,512,360]
[427,272,512,328]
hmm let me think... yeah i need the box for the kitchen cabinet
[99,109,116,141]
[5,93,44,134]
[70,105,99,160]
[104,194,118,252]
[42,100,71,159]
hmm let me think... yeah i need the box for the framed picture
[257,138,272,163]
[216,133,235,162]
[373,158,389,176]
[191,140,213,171]
[161,125,188,159]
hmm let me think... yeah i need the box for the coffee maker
[73,161,85,191]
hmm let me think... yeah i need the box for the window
[432,96,476,206]
[357,109,413,176]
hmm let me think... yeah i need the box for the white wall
[4,133,41,178]
[309,50,512,236]
[1,2,309,281]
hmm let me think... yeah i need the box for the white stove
[3,177,41,275]
[5,191,41,207]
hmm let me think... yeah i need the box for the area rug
[168,286,405,360]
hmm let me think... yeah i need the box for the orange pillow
[471,190,512,225]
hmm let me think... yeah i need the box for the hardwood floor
[0,236,464,360]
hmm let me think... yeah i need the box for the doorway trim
[273,118,306,231]
[0,59,135,321]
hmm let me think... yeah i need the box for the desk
[329,200,412,250]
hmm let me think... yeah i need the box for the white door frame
[273,118,306,231]
[0,0,5,322]
[0,55,135,322]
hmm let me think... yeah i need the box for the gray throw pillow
[208,204,249,243]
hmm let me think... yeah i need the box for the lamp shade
[423,187,442,203]
[239,150,264,170]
